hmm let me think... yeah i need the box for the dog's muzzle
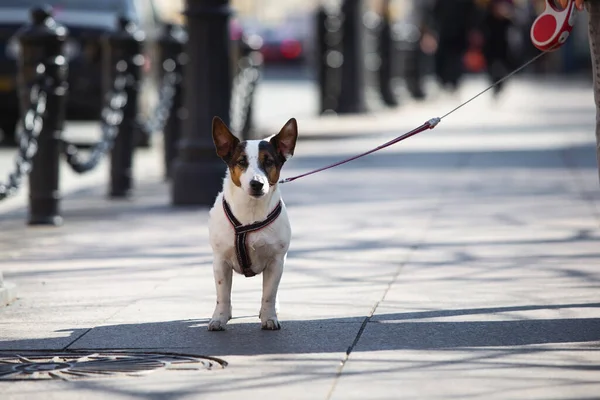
[249,179,265,197]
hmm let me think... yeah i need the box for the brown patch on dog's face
[227,143,248,188]
[212,117,238,162]
[213,116,298,193]
[212,116,248,188]
[270,118,298,163]
[258,140,282,185]
[259,118,298,186]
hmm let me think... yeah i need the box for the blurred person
[420,0,481,92]
[558,0,600,183]
[480,0,517,97]
[402,0,438,100]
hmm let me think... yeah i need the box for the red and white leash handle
[531,0,577,52]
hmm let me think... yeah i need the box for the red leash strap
[279,117,440,184]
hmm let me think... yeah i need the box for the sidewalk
[1,77,600,399]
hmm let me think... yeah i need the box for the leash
[279,0,575,185]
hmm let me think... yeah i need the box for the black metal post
[337,0,367,114]
[403,3,426,101]
[239,34,262,140]
[316,6,328,114]
[171,0,232,206]
[316,5,344,114]
[16,6,68,226]
[158,23,187,180]
[378,0,398,107]
[104,16,144,198]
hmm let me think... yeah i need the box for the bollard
[316,6,329,114]
[16,6,68,226]
[337,0,367,114]
[315,5,327,114]
[157,23,187,180]
[103,16,145,198]
[238,33,262,140]
[171,0,233,206]
[377,0,398,107]
[316,5,344,114]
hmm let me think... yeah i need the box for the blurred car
[0,0,162,145]
[257,25,305,65]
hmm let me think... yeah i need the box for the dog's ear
[270,118,298,162]
[212,116,240,163]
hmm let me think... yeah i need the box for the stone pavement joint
[326,151,472,398]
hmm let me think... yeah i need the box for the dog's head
[212,116,298,198]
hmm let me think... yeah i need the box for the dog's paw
[261,318,281,330]
[208,318,228,331]
[208,306,232,331]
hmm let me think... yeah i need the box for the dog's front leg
[208,257,233,331]
[260,256,284,330]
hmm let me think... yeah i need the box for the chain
[62,64,129,174]
[138,65,179,136]
[0,68,48,202]
[230,55,261,136]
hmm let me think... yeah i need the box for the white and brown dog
[207,116,298,331]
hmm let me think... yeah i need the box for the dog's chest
[209,204,291,273]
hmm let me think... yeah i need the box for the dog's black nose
[250,180,264,192]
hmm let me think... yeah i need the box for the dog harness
[222,198,283,277]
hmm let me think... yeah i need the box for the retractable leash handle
[531,0,577,52]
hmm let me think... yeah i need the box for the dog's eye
[237,158,248,167]
[263,158,274,168]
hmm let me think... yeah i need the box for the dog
[207,116,298,331]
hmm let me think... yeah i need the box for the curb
[0,272,17,307]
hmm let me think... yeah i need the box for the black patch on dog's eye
[227,142,247,168]
[227,142,248,188]
[237,156,248,168]
[258,140,283,185]
[258,141,282,167]
[263,157,274,168]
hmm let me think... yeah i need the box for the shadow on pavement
[287,144,598,171]
[298,121,598,141]
[1,302,600,356]
[1,140,597,225]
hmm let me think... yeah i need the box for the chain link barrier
[230,53,261,137]
[1,37,249,198]
[61,57,181,174]
[61,61,130,174]
[0,65,48,202]
[138,65,179,137]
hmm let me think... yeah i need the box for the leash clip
[427,117,441,129]
[531,0,577,52]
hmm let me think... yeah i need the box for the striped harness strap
[222,198,283,277]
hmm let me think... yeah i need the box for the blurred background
[157,0,591,75]
[159,0,593,99]
[0,0,593,146]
